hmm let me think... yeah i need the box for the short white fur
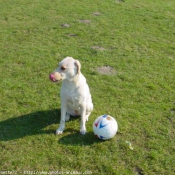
[50,57,93,135]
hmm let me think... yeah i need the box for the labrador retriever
[49,57,93,135]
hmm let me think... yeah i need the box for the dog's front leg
[80,104,87,135]
[56,103,67,135]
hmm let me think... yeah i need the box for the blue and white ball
[93,115,118,140]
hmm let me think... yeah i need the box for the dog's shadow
[0,109,101,145]
[58,130,102,146]
[0,109,61,141]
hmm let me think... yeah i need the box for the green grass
[0,0,175,174]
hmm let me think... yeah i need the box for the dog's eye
[61,66,66,71]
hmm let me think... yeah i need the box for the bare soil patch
[67,34,77,37]
[93,12,101,16]
[61,23,70,28]
[96,66,116,75]
[79,20,91,24]
[91,46,106,51]
[115,0,125,3]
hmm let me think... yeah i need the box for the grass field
[0,0,175,174]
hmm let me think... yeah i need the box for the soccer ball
[93,114,118,140]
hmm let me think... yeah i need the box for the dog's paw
[80,129,86,135]
[56,129,63,135]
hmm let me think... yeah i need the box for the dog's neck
[63,73,81,88]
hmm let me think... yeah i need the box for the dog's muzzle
[49,72,62,82]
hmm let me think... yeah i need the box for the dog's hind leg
[85,101,93,121]
[85,112,91,122]
[65,112,70,121]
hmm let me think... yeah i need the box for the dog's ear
[74,60,81,74]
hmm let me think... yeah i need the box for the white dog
[49,57,93,135]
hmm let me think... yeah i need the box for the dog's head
[49,57,81,82]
